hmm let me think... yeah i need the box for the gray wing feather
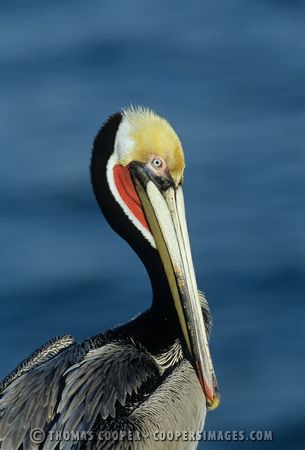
[42,342,160,450]
[0,335,75,394]
[0,338,160,450]
[0,339,78,450]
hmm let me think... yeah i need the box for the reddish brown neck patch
[113,165,151,233]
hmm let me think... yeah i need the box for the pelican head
[91,106,220,410]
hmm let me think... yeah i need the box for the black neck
[90,113,176,316]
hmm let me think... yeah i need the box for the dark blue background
[0,1,304,449]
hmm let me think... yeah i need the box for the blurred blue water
[0,1,304,449]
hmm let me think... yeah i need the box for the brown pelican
[0,107,219,450]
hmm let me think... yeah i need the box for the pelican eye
[151,158,163,169]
